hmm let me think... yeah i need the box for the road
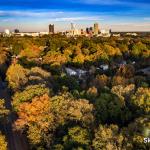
[0,86,29,150]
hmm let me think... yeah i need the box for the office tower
[88,27,93,35]
[49,24,54,34]
[86,28,89,34]
[14,29,19,33]
[71,23,75,30]
[86,27,93,34]
[90,27,93,32]
[94,23,99,35]
[81,29,84,35]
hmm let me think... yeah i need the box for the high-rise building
[14,29,19,33]
[90,27,93,32]
[86,27,93,34]
[49,24,54,34]
[81,29,84,35]
[86,28,90,34]
[71,23,75,30]
[69,23,81,36]
[94,23,99,35]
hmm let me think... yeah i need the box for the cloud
[102,22,150,31]
[1,18,15,22]
[0,9,105,22]
[0,10,64,18]
[110,22,150,26]
[49,16,103,22]
[0,7,149,32]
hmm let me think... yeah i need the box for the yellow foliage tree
[0,133,7,150]
[6,64,28,90]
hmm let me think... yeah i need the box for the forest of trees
[0,35,149,150]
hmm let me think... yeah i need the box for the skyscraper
[49,24,54,34]
[14,29,19,33]
[90,27,93,32]
[86,28,90,34]
[94,23,99,35]
[71,23,75,30]
[86,27,93,34]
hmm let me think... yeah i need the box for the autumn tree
[12,85,50,111]
[123,116,150,150]
[63,126,90,149]
[28,67,51,87]
[73,53,85,65]
[43,51,67,66]
[0,133,7,150]
[111,84,135,101]
[116,64,135,78]
[0,99,9,123]
[92,124,125,150]
[0,100,9,149]
[104,44,122,57]
[20,45,43,60]
[118,43,128,53]
[15,93,94,148]
[112,75,128,86]
[93,74,110,89]
[130,87,150,115]
[131,42,149,58]
[15,94,54,147]
[50,93,94,126]
[86,86,98,101]
[0,48,10,79]
[6,64,29,90]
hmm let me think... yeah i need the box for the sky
[0,0,150,32]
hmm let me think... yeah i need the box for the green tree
[131,42,148,57]
[95,92,126,124]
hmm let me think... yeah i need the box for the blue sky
[0,0,150,32]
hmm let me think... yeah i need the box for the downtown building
[94,23,99,35]
[49,24,54,34]
[67,23,82,36]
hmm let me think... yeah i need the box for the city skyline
[0,0,150,32]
